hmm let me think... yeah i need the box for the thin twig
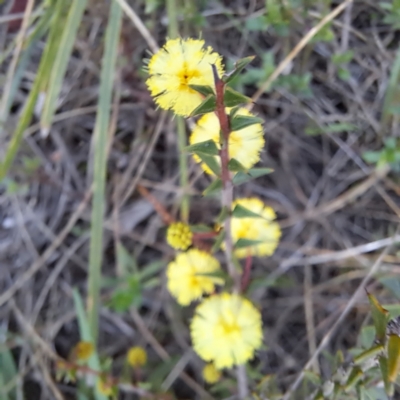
[112,0,158,53]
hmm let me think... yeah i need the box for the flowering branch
[211,65,241,292]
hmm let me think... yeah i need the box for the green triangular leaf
[232,167,274,186]
[344,366,363,391]
[228,158,246,172]
[248,167,274,178]
[368,292,390,343]
[379,356,392,395]
[232,171,252,185]
[224,86,251,107]
[190,94,216,116]
[234,238,264,249]
[388,335,400,382]
[232,204,263,219]
[223,55,256,84]
[203,178,223,197]
[230,115,264,131]
[186,139,219,156]
[216,206,230,224]
[353,344,384,365]
[197,153,221,176]
[189,84,214,96]
[211,229,225,253]
[229,106,241,119]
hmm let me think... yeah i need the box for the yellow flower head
[190,108,265,174]
[231,198,281,258]
[202,363,221,384]
[191,293,263,369]
[127,346,147,367]
[146,38,224,117]
[166,222,192,250]
[166,249,223,306]
[71,341,93,362]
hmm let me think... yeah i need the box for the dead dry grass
[1,1,400,399]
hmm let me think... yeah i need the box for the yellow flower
[71,341,93,362]
[189,108,265,174]
[231,198,281,258]
[166,222,192,250]
[145,38,224,117]
[191,293,263,369]
[166,249,223,306]
[202,363,221,384]
[127,346,147,367]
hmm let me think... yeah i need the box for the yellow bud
[202,363,221,384]
[127,346,147,367]
[166,222,192,250]
[71,341,93,362]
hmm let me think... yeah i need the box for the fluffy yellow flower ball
[231,197,281,258]
[202,363,221,384]
[127,346,147,367]
[191,293,263,369]
[71,341,93,362]
[166,222,192,250]
[189,108,265,174]
[166,249,223,306]
[146,38,224,117]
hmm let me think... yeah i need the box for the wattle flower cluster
[145,38,282,372]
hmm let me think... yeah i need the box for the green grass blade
[39,0,87,136]
[0,1,65,181]
[87,0,122,344]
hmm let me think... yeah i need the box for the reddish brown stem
[212,65,241,292]
[241,254,253,292]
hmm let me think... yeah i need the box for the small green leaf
[344,366,363,392]
[228,158,247,172]
[224,86,251,107]
[197,153,221,176]
[189,84,215,96]
[216,206,230,224]
[232,167,273,185]
[190,94,216,116]
[186,139,219,156]
[379,356,392,395]
[234,238,264,249]
[248,167,274,178]
[229,106,241,118]
[230,115,264,131]
[368,292,390,343]
[232,204,263,219]
[353,344,384,365]
[223,56,256,84]
[388,335,400,382]
[203,178,223,197]
[211,229,225,253]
